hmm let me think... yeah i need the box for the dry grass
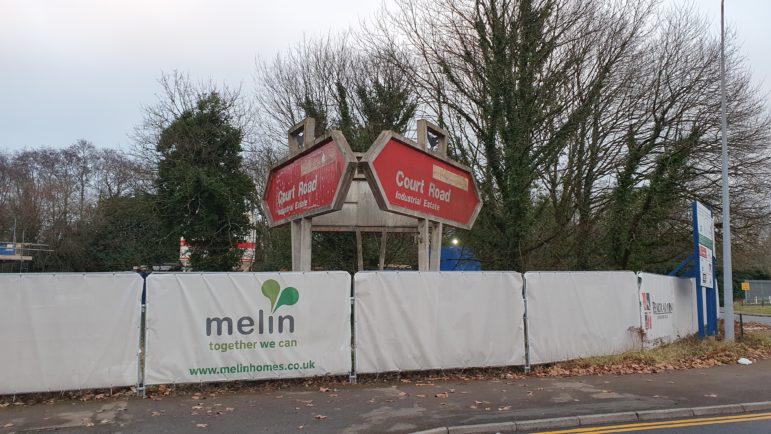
[533,325,771,377]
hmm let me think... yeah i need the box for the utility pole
[720,0,735,341]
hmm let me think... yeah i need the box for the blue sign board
[692,201,718,337]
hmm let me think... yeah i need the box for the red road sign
[363,132,482,229]
[263,131,356,227]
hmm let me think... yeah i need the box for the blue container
[440,246,481,271]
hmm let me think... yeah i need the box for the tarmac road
[720,308,771,326]
[536,412,771,433]
[1,360,770,433]
[737,314,771,326]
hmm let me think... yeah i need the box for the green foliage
[606,129,700,270]
[351,78,417,151]
[155,93,257,271]
[84,195,176,271]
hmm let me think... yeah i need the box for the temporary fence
[354,271,525,374]
[0,273,142,395]
[143,272,351,385]
[638,273,698,348]
[525,271,642,365]
[0,270,704,395]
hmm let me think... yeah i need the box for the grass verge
[533,325,771,377]
[735,304,771,316]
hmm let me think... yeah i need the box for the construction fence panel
[354,271,525,374]
[638,273,697,348]
[144,272,351,385]
[0,273,142,395]
[526,271,642,365]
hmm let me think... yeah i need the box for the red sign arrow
[263,131,356,227]
[363,132,482,229]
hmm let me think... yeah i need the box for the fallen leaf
[314,414,327,420]
[151,411,162,416]
[705,393,718,398]
[435,392,449,398]
[225,407,234,412]
[196,423,208,428]
[319,387,330,393]
[498,405,512,411]
[398,391,408,397]
[416,394,426,398]
[3,423,14,428]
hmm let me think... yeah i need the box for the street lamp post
[720,0,735,341]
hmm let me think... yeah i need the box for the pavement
[2,360,771,434]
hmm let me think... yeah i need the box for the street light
[720,0,735,341]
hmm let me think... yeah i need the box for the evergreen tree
[155,93,256,271]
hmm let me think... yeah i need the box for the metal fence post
[137,272,148,398]
[522,274,531,374]
[349,274,357,384]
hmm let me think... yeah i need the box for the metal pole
[720,0,735,341]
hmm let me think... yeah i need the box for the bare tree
[131,71,256,190]
[367,0,771,272]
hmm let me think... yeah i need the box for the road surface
[536,412,771,433]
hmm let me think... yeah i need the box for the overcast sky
[1,0,769,152]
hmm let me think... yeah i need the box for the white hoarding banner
[355,272,525,374]
[145,272,351,385]
[696,202,715,289]
[638,273,697,348]
[526,271,641,365]
[0,273,142,395]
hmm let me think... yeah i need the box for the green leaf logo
[261,280,300,313]
[261,279,280,311]
[275,287,299,312]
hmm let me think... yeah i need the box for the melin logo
[205,279,300,336]
[261,279,299,313]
